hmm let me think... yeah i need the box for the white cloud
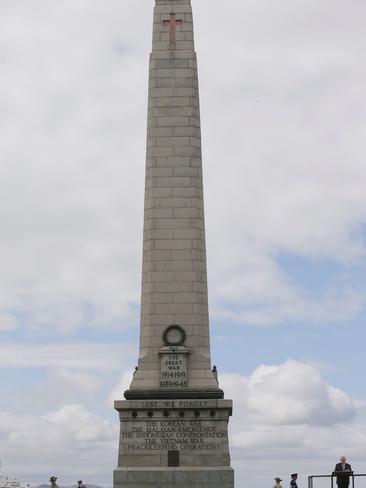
[0,404,118,483]
[44,405,114,444]
[200,0,366,325]
[0,0,150,335]
[222,360,357,428]
[220,360,366,486]
[0,404,115,450]
[0,0,365,333]
[1,361,365,487]
[0,342,135,371]
[50,368,101,392]
[210,250,365,325]
[221,360,366,458]
[105,371,134,408]
[0,313,18,331]
[28,368,102,408]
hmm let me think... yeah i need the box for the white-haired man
[334,456,352,488]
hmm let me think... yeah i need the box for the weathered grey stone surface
[129,0,217,392]
[114,0,234,486]
[114,398,234,486]
[115,399,232,468]
[114,467,234,488]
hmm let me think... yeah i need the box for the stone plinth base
[114,398,234,487]
[114,467,234,488]
[115,399,233,469]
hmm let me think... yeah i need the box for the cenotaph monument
[114,1,234,486]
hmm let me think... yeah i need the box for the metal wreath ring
[162,324,186,346]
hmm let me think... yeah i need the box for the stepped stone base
[114,467,234,488]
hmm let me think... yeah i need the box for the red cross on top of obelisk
[163,14,183,44]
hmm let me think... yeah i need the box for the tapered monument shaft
[128,0,217,394]
[114,2,234,486]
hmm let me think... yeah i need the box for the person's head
[77,482,83,486]
[50,477,57,483]
[340,456,347,464]
[275,478,282,484]
[291,474,298,480]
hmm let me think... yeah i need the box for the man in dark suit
[334,456,352,488]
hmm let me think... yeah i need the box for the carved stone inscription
[122,418,228,452]
[160,351,188,388]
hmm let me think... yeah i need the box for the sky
[0,0,366,487]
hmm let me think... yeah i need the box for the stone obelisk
[114,1,234,486]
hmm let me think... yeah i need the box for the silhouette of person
[334,456,352,488]
[291,474,298,488]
